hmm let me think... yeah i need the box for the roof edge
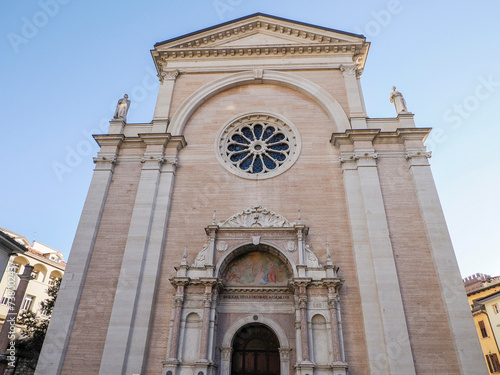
[154,12,365,47]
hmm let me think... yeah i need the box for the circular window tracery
[217,113,301,179]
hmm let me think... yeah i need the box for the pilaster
[324,280,342,363]
[340,64,367,129]
[35,135,122,375]
[399,129,488,374]
[198,279,217,362]
[153,69,180,133]
[98,133,186,375]
[331,129,416,375]
[292,278,312,367]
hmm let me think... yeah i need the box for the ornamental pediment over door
[218,204,295,228]
[151,13,369,68]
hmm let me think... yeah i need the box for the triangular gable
[151,13,370,72]
[155,13,364,49]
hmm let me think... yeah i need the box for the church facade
[36,14,485,375]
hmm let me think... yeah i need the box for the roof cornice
[151,13,369,74]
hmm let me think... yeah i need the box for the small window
[21,295,35,311]
[1,288,14,305]
[10,263,20,274]
[493,303,499,315]
[479,320,488,338]
[486,353,500,373]
[30,269,39,280]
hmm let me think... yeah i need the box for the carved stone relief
[219,204,294,228]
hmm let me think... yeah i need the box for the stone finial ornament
[389,86,408,114]
[180,246,188,266]
[113,94,131,122]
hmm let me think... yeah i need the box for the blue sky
[0,0,498,277]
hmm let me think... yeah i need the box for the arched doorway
[231,324,280,375]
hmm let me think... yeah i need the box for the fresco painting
[223,251,291,286]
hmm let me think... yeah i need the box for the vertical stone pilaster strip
[98,134,184,375]
[198,281,214,361]
[35,135,122,375]
[400,129,487,374]
[340,64,367,129]
[299,300,309,361]
[294,313,303,363]
[168,281,187,360]
[293,279,311,364]
[124,137,186,375]
[153,69,180,132]
[326,286,341,362]
[207,286,219,362]
[332,130,416,374]
[333,141,389,373]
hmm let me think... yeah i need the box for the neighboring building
[0,228,28,277]
[37,13,485,375]
[465,273,500,374]
[0,228,65,331]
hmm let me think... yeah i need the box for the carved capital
[164,157,179,166]
[140,156,166,169]
[406,150,432,159]
[93,156,117,164]
[406,149,431,167]
[279,348,291,360]
[340,64,359,77]
[159,69,180,83]
[354,151,378,160]
[170,277,190,288]
[93,155,117,171]
[220,347,232,359]
[328,298,337,309]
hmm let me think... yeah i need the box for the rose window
[217,113,301,179]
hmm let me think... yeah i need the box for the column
[99,134,186,375]
[167,280,188,361]
[198,280,216,362]
[324,283,341,363]
[332,130,416,374]
[153,69,180,133]
[399,129,487,374]
[35,135,122,375]
[0,264,34,369]
[292,279,312,369]
[340,64,367,129]
[207,285,219,363]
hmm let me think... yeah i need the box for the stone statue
[113,94,131,122]
[193,244,209,268]
[389,86,408,114]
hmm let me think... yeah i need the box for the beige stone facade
[36,13,485,375]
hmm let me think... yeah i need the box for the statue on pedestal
[113,94,131,122]
[389,86,408,114]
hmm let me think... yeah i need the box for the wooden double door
[231,324,280,375]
